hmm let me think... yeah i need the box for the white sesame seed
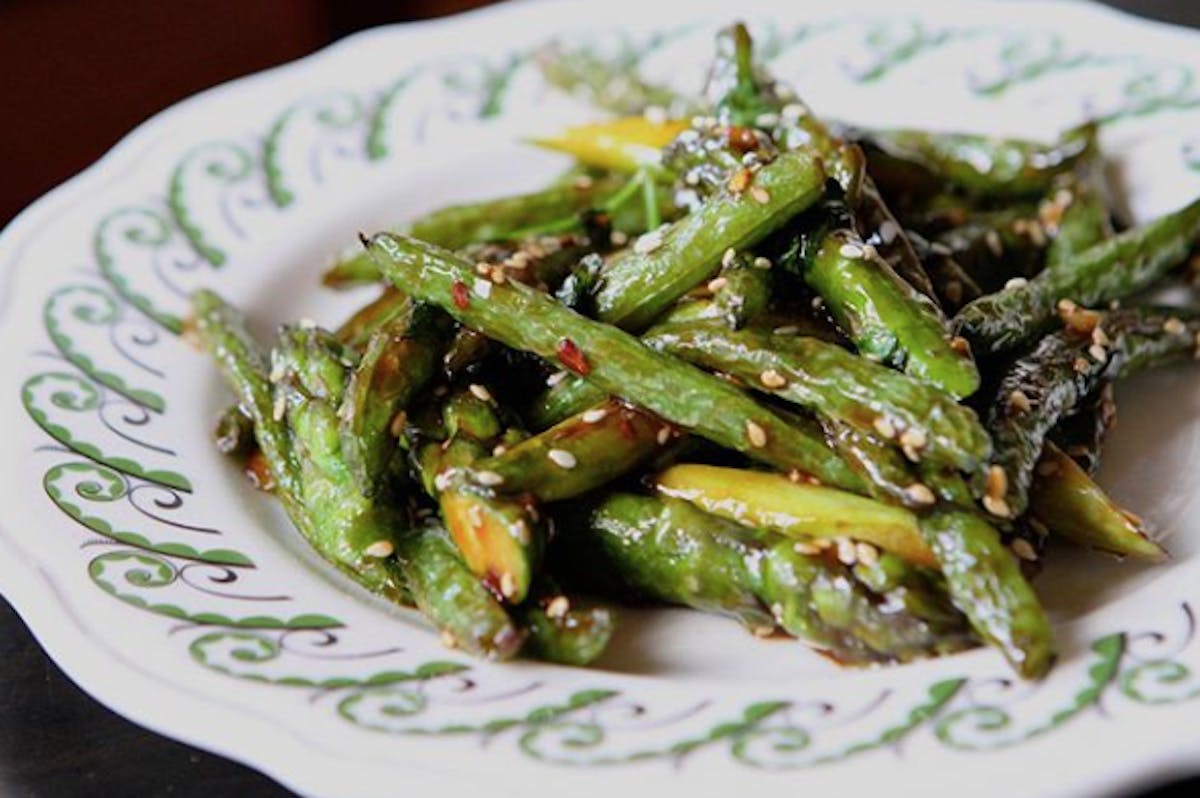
[983,494,1012,518]
[750,186,771,204]
[643,104,668,124]
[810,296,825,311]
[474,470,505,487]
[272,394,286,422]
[1008,389,1032,413]
[573,174,594,189]
[634,231,663,255]
[1028,221,1047,248]
[753,256,773,270]
[985,230,1003,258]
[656,426,671,445]
[855,542,879,566]
[269,361,286,383]
[468,383,493,402]
[772,325,800,335]
[434,470,453,492]
[499,572,518,599]
[836,538,858,565]
[491,443,507,457]
[546,370,569,387]
[904,483,936,506]
[364,540,394,559]
[793,540,822,555]
[581,407,608,424]
[472,278,492,299]
[930,242,952,256]
[547,448,577,469]
[745,419,768,448]
[1036,458,1060,477]
[545,595,571,619]
[873,416,897,440]
[514,520,532,544]
[1004,277,1029,290]
[440,630,458,649]
[1011,538,1038,561]
[707,276,728,293]
[879,220,901,244]
[474,261,491,275]
[466,504,484,528]
[986,465,1008,499]
[722,247,737,268]
[1092,326,1111,346]
[781,103,807,122]
[751,624,775,638]
[839,242,864,259]
[760,369,787,389]
[298,317,317,330]
[1164,317,1187,335]
[755,112,780,128]
[1088,343,1108,362]
[610,230,628,246]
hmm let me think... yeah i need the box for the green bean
[642,320,991,471]
[468,399,669,502]
[519,585,616,666]
[800,225,981,398]
[955,196,1200,354]
[988,306,1200,517]
[1029,443,1166,561]
[594,148,826,331]
[367,233,868,492]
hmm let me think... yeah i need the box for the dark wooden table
[3,1,1200,795]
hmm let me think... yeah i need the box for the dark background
[2,1,1200,795]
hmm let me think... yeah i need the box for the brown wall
[0,0,493,225]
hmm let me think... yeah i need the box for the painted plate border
[3,1,1200,796]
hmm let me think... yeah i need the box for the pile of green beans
[192,22,1199,678]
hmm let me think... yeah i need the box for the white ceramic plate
[4,1,1200,795]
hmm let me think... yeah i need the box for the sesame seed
[1036,458,1060,477]
[899,427,927,461]
[810,296,825,311]
[836,538,858,565]
[1164,317,1187,335]
[474,261,491,275]
[750,186,771,204]
[722,247,737,268]
[1057,298,1078,314]
[514,520,532,545]
[745,419,768,448]
[547,448,577,469]
[546,595,571,619]
[573,175,594,190]
[474,470,505,487]
[839,242,864,259]
[873,416,897,439]
[634,231,663,254]
[610,230,628,246]
[472,278,492,299]
[298,317,317,330]
[468,383,493,402]
[1088,343,1108,362]
[1028,221,1047,247]
[466,504,484,528]
[1092,326,1110,346]
[760,368,788,388]
[269,360,286,383]
[389,410,408,438]
[1007,389,1032,413]
[781,103,807,121]
[773,325,800,335]
[855,542,879,566]
[491,444,507,456]
[499,572,518,600]
[581,407,608,424]
[489,266,507,284]
[434,470,453,492]
[753,256,773,270]
[751,624,775,638]
[546,370,569,387]
[985,230,1003,257]
[930,242,952,256]
[656,426,672,445]
[986,465,1008,499]
[793,540,822,555]
[1011,538,1038,561]
[643,104,668,124]
[904,483,936,506]
[769,602,784,619]
[983,494,1012,518]
[879,220,901,244]
[440,630,458,649]
[755,112,780,127]
[1004,277,1029,290]
[364,540,394,559]
[272,394,286,422]
[707,276,728,292]
[1073,356,1091,373]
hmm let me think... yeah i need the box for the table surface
[4,1,1200,795]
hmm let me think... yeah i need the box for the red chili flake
[556,338,590,375]
[451,281,470,310]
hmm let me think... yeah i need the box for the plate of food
[3,0,1200,795]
